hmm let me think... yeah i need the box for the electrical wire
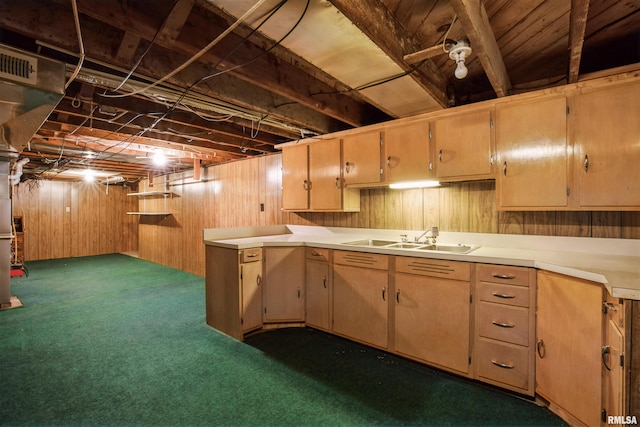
[111,0,180,91]
[101,0,270,98]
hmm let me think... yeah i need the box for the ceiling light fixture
[152,151,168,166]
[83,169,95,182]
[448,39,472,79]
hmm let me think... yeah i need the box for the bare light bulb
[454,57,468,79]
[153,151,168,166]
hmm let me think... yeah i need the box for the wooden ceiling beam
[72,0,382,128]
[568,0,590,83]
[328,0,449,108]
[0,0,345,136]
[449,0,511,97]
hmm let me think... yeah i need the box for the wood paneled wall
[14,154,640,276]
[12,180,138,261]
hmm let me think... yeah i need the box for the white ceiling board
[206,0,441,119]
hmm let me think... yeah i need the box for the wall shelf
[126,212,171,216]
[127,191,173,197]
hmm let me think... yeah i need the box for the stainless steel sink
[341,239,397,247]
[340,239,479,254]
[384,242,424,249]
[415,244,478,254]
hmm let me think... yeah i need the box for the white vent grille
[0,47,37,85]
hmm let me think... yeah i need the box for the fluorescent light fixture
[389,180,441,189]
[100,176,125,185]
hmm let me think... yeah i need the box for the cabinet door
[573,83,640,208]
[343,130,382,186]
[309,138,341,210]
[263,247,305,322]
[384,120,432,183]
[434,109,494,180]
[604,318,624,421]
[536,271,602,427]
[305,260,330,331]
[394,273,470,373]
[282,144,309,210]
[241,260,263,332]
[496,97,568,209]
[333,264,388,348]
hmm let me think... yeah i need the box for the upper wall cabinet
[572,82,640,210]
[282,144,310,210]
[495,96,568,210]
[383,120,433,183]
[342,130,383,187]
[433,109,494,181]
[282,139,360,212]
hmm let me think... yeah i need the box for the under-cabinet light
[389,180,441,189]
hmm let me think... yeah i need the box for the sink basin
[416,244,479,254]
[341,239,397,247]
[384,242,424,249]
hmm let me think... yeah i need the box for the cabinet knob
[335,177,340,188]
[438,149,443,163]
[345,162,351,173]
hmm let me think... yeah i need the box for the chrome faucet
[415,226,439,244]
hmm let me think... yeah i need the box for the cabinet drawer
[478,264,530,287]
[475,337,530,391]
[477,282,529,307]
[334,250,388,270]
[477,301,529,346]
[241,248,262,263]
[306,247,329,262]
[396,257,470,281]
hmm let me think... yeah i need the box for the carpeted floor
[0,254,567,426]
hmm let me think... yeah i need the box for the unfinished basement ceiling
[0,0,638,183]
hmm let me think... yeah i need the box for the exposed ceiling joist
[449,0,511,97]
[328,0,449,108]
[568,0,590,83]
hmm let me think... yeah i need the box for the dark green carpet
[0,254,567,426]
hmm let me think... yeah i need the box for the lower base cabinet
[536,271,603,427]
[263,247,305,323]
[332,251,389,349]
[394,257,472,375]
[305,248,331,331]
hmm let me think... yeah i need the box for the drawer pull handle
[491,360,514,369]
[602,345,611,371]
[382,287,386,301]
[323,276,327,288]
[491,273,515,280]
[396,289,400,304]
[247,253,259,258]
[492,321,515,328]
[311,251,322,257]
[491,292,515,299]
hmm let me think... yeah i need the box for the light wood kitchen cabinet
[572,82,640,209]
[603,291,626,423]
[342,130,383,187]
[205,246,262,340]
[383,119,433,183]
[474,264,536,396]
[282,144,309,210]
[305,247,331,331]
[263,247,305,323]
[495,96,568,210]
[536,271,602,427]
[432,109,494,181]
[393,257,472,374]
[332,250,389,349]
[282,139,360,212]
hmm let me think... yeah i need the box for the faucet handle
[400,234,408,242]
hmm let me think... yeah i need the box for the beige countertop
[203,225,640,300]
